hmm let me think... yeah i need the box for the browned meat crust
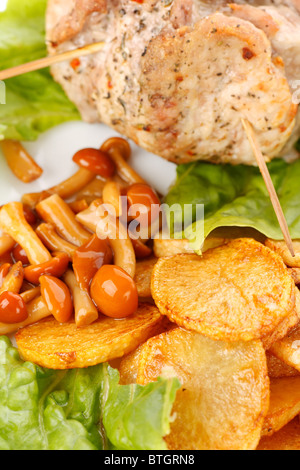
[46,0,107,46]
[46,0,300,165]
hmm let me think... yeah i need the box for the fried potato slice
[153,236,226,258]
[15,303,164,370]
[151,238,295,342]
[134,257,158,298]
[153,238,194,258]
[120,327,269,450]
[119,318,175,385]
[262,377,300,437]
[289,267,300,285]
[257,418,300,450]
[267,352,300,379]
[119,345,143,385]
[265,239,300,268]
[262,302,300,350]
[269,324,300,372]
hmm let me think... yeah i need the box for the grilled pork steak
[46,0,300,165]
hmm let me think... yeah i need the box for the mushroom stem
[63,270,98,327]
[76,200,136,278]
[36,194,91,247]
[0,202,52,265]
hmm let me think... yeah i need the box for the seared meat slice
[260,0,300,12]
[46,0,299,165]
[46,0,107,46]
[230,2,300,159]
[230,2,300,83]
[139,12,296,163]
[47,0,113,122]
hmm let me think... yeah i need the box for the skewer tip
[242,118,295,258]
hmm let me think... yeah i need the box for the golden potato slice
[153,236,226,258]
[289,267,300,285]
[268,288,300,368]
[267,352,300,379]
[134,257,158,298]
[119,345,143,385]
[265,239,300,268]
[15,303,164,370]
[151,238,295,342]
[119,319,175,385]
[262,302,300,350]
[120,327,269,450]
[257,418,300,450]
[262,377,300,437]
[269,324,300,372]
[153,238,194,258]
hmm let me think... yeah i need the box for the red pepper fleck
[70,58,81,70]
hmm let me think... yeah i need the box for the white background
[0,0,7,13]
[0,121,177,204]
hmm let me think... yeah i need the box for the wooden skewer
[0,42,105,81]
[242,118,295,257]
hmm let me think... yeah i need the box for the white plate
[0,121,177,205]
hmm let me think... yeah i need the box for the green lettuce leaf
[165,158,300,250]
[101,366,179,450]
[0,336,179,450]
[0,0,80,141]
